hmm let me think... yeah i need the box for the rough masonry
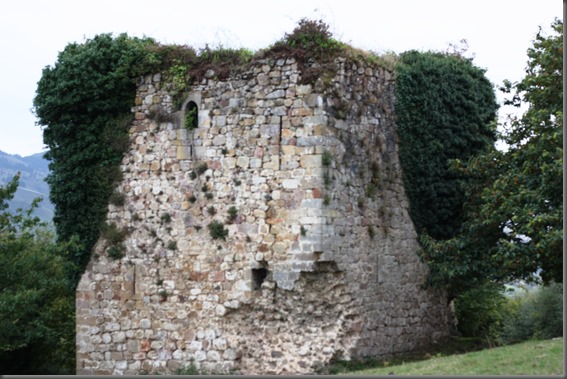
[76,55,453,375]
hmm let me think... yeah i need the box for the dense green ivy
[395,51,498,240]
[33,34,160,283]
[418,19,563,296]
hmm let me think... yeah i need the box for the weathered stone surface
[76,56,452,376]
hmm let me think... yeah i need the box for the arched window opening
[184,101,198,130]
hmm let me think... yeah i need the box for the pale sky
[0,0,561,156]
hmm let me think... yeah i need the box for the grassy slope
[341,338,564,376]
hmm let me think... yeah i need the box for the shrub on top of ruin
[277,18,345,57]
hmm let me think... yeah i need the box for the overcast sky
[0,0,561,156]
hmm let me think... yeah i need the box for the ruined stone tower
[76,54,453,375]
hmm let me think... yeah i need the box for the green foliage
[184,104,198,130]
[321,150,333,166]
[367,225,376,240]
[0,174,76,374]
[175,362,200,375]
[207,206,216,216]
[277,18,345,57]
[101,222,128,246]
[207,220,228,240]
[396,50,498,241]
[167,240,177,251]
[419,19,563,295]
[454,283,510,345]
[160,212,172,224]
[501,282,563,344]
[196,162,208,175]
[264,18,348,85]
[227,206,238,223]
[109,190,126,206]
[101,222,128,260]
[106,245,125,260]
[33,33,160,284]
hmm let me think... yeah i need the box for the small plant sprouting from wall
[323,171,333,189]
[107,245,125,260]
[196,162,208,175]
[158,289,169,301]
[101,222,128,260]
[161,212,172,224]
[368,225,376,240]
[227,206,238,223]
[208,220,228,240]
[322,150,333,167]
[365,183,379,198]
[323,194,331,206]
[205,192,214,200]
[167,240,177,250]
[184,103,198,130]
[233,178,242,186]
[300,226,307,236]
[189,171,197,180]
[207,206,217,216]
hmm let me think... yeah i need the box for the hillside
[0,150,53,223]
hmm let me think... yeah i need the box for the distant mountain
[0,150,54,223]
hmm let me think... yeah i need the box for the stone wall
[76,56,453,375]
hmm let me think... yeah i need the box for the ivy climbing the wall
[395,50,498,241]
[33,33,163,285]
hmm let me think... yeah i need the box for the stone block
[236,156,249,168]
[282,179,299,189]
[296,84,312,95]
[177,146,191,160]
[300,154,322,168]
[193,146,206,159]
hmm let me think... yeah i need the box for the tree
[420,19,563,297]
[0,174,76,374]
[395,50,498,240]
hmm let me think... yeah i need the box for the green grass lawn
[339,338,564,376]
